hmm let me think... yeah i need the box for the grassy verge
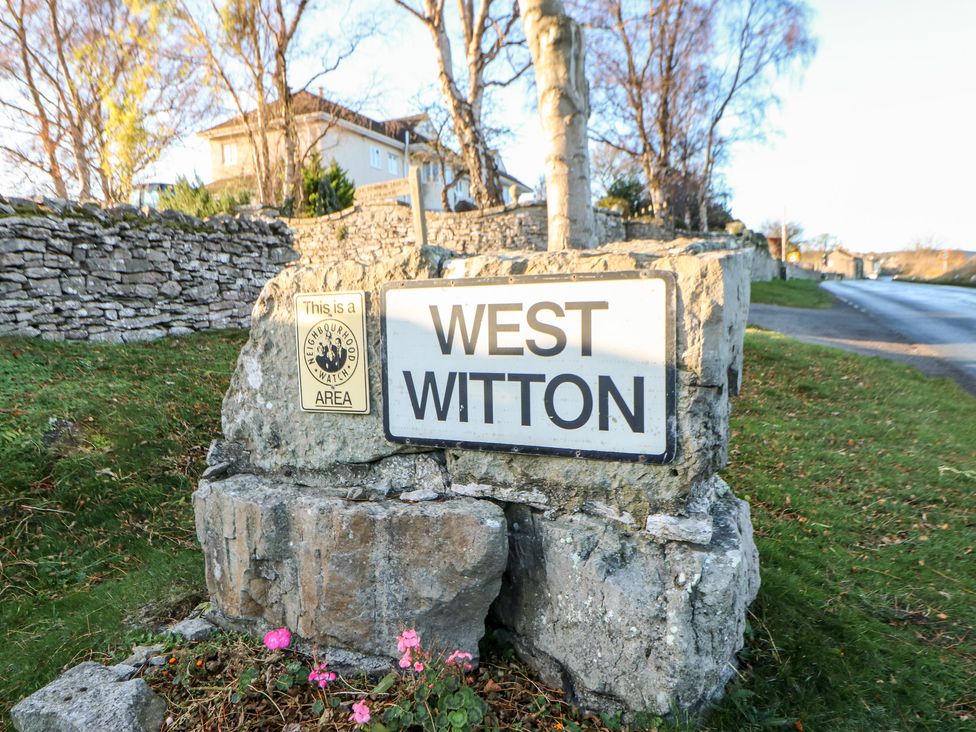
[751,279,834,308]
[2,330,974,730]
[710,330,975,731]
[0,331,247,717]
[894,276,976,289]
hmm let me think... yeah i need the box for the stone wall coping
[0,193,288,236]
[283,199,625,227]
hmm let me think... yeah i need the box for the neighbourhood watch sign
[296,291,370,413]
[381,272,676,462]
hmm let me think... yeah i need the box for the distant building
[863,255,881,279]
[823,247,864,279]
[198,91,531,212]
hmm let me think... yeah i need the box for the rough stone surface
[169,617,218,642]
[492,487,760,717]
[399,487,440,502]
[288,201,626,264]
[221,246,448,466]
[120,645,165,668]
[193,231,761,717]
[0,199,294,341]
[439,243,752,517]
[10,662,166,732]
[194,474,507,665]
[220,242,751,517]
[644,513,714,544]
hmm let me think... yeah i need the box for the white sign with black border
[381,272,675,462]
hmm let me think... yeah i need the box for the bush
[595,195,631,216]
[157,176,250,218]
[605,177,651,218]
[302,154,355,217]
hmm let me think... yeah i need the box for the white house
[198,91,530,212]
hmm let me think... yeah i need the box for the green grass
[705,330,975,731]
[2,329,974,730]
[751,279,835,308]
[895,276,976,289]
[0,331,247,717]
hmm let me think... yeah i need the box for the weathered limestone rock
[441,245,750,518]
[644,513,713,544]
[169,616,218,642]
[194,474,507,666]
[493,487,759,717]
[11,662,166,732]
[221,243,750,519]
[194,236,759,717]
[221,246,449,467]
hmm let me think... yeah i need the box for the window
[221,142,237,166]
[387,153,400,176]
[370,146,381,169]
[421,161,439,183]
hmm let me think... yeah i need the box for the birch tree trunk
[394,0,507,210]
[519,0,595,250]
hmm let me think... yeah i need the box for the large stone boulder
[218,241,751,520]
[195,237,758,717]
[442,244,751,519]
[195,473,508,667]
[492,482,760,717]
[221,246,449,469]
[11,662,166,732]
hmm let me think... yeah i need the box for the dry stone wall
[750,247,836,282]
[0,197,295,342]
[289,201,625,264]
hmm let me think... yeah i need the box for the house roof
[831,247,862,261]
[200,91,532,191]
[199,90,430,145]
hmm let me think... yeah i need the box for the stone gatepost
[194,238,760,716]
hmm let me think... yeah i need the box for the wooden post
[408,165,428,247]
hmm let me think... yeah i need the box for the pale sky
[16,1,976,253]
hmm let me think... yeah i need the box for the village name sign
[380,272,676,462]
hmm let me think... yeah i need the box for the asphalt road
[749,279,976,395]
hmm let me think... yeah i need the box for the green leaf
[371,672,398,695]
[237,667,259,690]
[275,673,294,690]
[230,691,242,704]
[286,660,304,674]
[449,709,468,728]
[311,699,325,715]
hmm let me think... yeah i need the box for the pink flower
[396,629,420,653]
[350,700,371,725]
[262,627,291,650]
[398,651,413,669]
[308,662,337,688]
[446,650,473,665]
[413,660,425,672]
